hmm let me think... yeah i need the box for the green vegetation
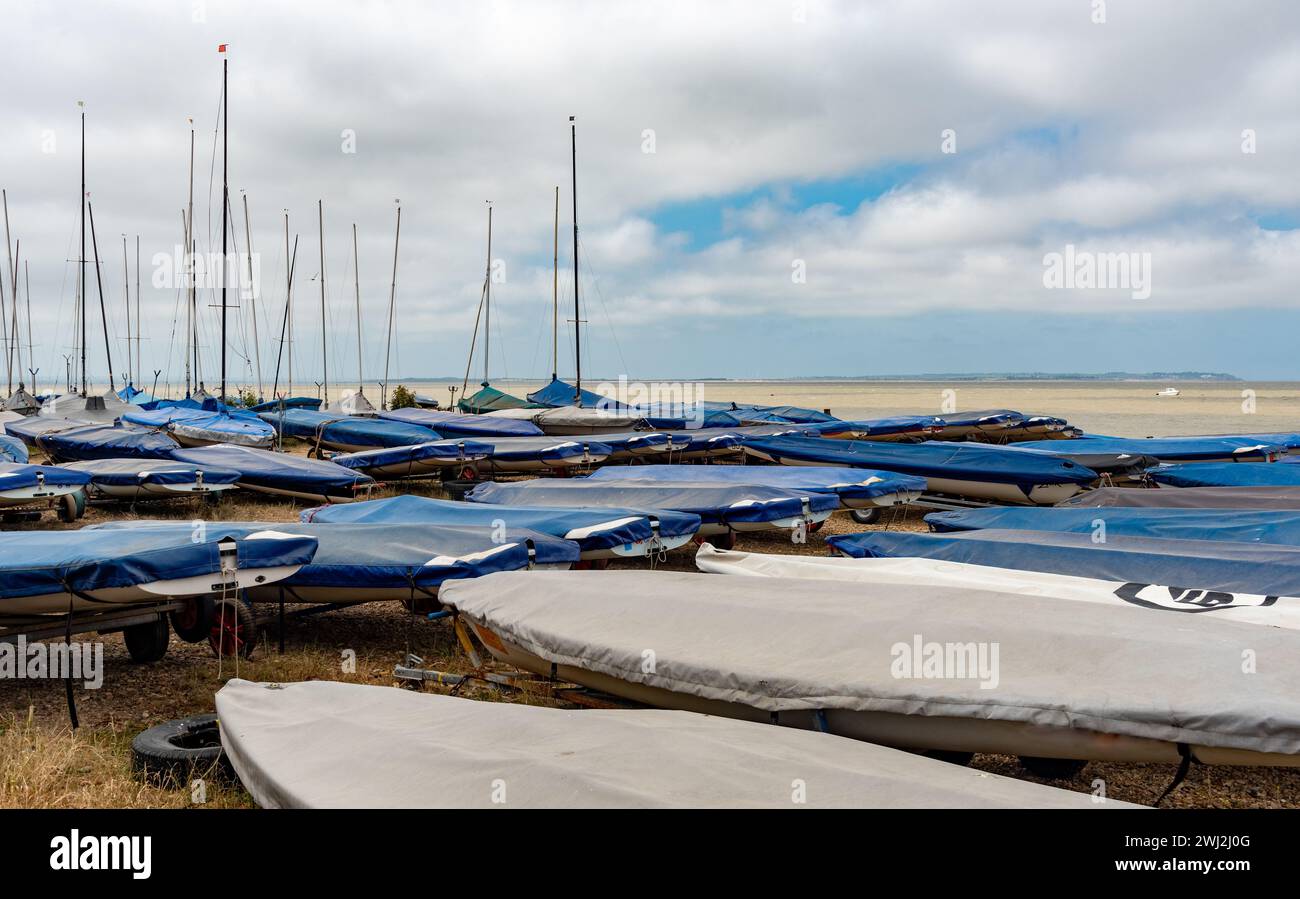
[389,385,418,410]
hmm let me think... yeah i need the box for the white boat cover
[215,679,1135,808]
[439,570,1300,756]
[694,544,1300,630]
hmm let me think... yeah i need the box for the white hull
[0,483,82,508]
[90,481,238,500]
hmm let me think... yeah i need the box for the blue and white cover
[63,458,242,488]
[585,463,926,507]
[927,506,1300,545]
[169,444,375,501]
[34,424,180,462]
[330,440,494,474]
[380,407,544,438]
[258,408,440,448]
[1014,435,1288,463]
[0,462,92,492]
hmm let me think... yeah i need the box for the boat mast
[219,47,229,402]
[121,234,130,386]
[552,185,559,382]
[242,191,262,401]
[270,210,293,399]
[318,199,327,403]
[79,102,87,395]
[87,201,115,392]
[135,234,140,387]
[570,116,581,402]
[382,202,401,409]
[185,120,194,397]
[482,201,492,386]
[352,222,362,394]
[24,260,33,388]
[2,189,14,395]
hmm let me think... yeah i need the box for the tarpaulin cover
[568,431,671,456]
[927,506,1300,545]
[458,384,543,413]
[441,570,1300,756]
[248,397,322,413]
[0,462,91,491]
[467,480,839,527]
[995,443,1159,475]
[526,377,622,409]
[0,433,28,463]
[125,408,275,446]
[1149,462,1300,488]
[827,528,1300,597]
[585,463,927,507]
[933,409,1025,430]
[35,424,180,462]
[742,436,1098,489]
[1059,486,1300,510]
[0,528,317,600]
[301,494,700,553]
[90,521,579,590]
[834,416,945,438]
[2,417,96,446]
[379,407,543,438]
[523,406,648,433]
[330,440,493,473]
[62,458,242,487]
[1014,435,1286,462]
[215,679,1131,809]
[258,409,439,448]
[694,544,1300,630]
[169,444,374,500]
[468,436,613,466]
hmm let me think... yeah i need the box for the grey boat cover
[215,679,1134,809]
[439,570,1300,756]
[1060,486,1300,510]
[487,405,647,434]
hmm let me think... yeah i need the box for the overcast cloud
[1,0,1298,392]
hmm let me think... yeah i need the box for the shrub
[389,385,417,410]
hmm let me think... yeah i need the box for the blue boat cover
[0,432,28,463]
[169,445,375,500]
[742,436,1098,492]
[585,463,927,506]
[1059,486,1300,510]
[249,397,323,413]
[835,416,945,438]
[0,528,318,601]
[259,408,440,448]
[116,384,156,404]
[301,494,700,553]
[127,407,275,443]
[927,506,1300,545]
[330,440,493,474]
[35,425,180,462]
[472,436,614,466]
[527,378,762,427]
[467,480,839,527]
[63,458,242,487]
[0,462,92,491]
[826,529,1300,597]
[89,521,578,592]
[934,409,1025,430]
[380,407,543,438]
[1015,435,1287,462]
[575,431,671,455]
[527,377,624,409]
[1149,462,1300,488]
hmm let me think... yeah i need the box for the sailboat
[327,222,375,414]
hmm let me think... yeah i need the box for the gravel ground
[2,463,1297,808]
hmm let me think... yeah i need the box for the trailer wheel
[850,508,881,525]
[132,714,226,780]
[442,479,478,502]
[1018,756,1088,780]
[208,598,257,659]
[123,616,171,663]
[57,490,87,523]
[170,596,215,643]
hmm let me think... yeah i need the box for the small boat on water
[169,444,376,503]
[215,679,1133,808]
[63,458,241,501]
[467,480,838,546]
[441,570,1300,767]
[583,463,926,510]
[302,494,699,561]
[826,528,1300,597]
[88,521,579,605]
[741,435,1098,505]
[695,544,1300,631]
[1157,387,1181,397]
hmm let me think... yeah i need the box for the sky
[1,0,1298,397]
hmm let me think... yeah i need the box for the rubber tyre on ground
[208,598,257,659]
[122,616,170,663]
[170,596,215,643]
[1018,756,1089,779]
[849,508,881,525]
[132,713,226,780]
[443,479,479,501]
[57,490,87,523]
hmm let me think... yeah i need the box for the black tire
[170,596,215,643]
[208,598,257,659]
[57,490,87,523]
[850,508,881,525]
[131,714,226,780]
[1018,756,1088,779]
[443,479,478,501]
[122,616,170,663]
[926,750,975,766]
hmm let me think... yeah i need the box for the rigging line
[575,237,629,379]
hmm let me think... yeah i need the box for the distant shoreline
[377,372,1242,385]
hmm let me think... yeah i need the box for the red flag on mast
[218,43,228,53]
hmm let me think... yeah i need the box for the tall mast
[79,102,87,395]
[135,235,140,386]
[570,116,581,402]
[242,191,262,401]
[352,222,362,393]
[87,201,115,392]
[10,240,20,386]
[121,234,130,385]
[219,49,229,401]
[186,120,194,397]
[3,189,13,394]
[24,260,33,387]
[482,201,492,386]
[318,199,327,403]
[552,185,559,381]
[382,202,401,409]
